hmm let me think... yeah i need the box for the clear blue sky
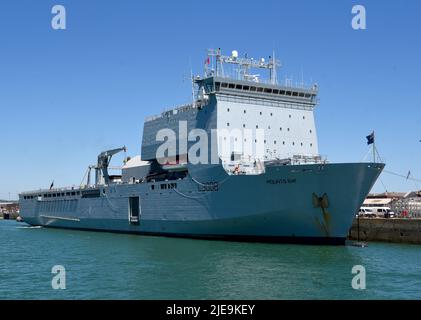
[1,0,421,200]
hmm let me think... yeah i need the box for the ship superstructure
[19,49,384,245]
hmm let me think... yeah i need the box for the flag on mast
[406,170,411,180]
[366,131,375,145]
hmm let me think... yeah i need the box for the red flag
[204,57,210,65]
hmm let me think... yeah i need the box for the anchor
[312,193,331,236]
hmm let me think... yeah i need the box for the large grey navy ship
[19,49,384,244]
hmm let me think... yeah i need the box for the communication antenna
[190,67,195,108]
[270,50,277,85]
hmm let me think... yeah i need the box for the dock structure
[349,217,421,244]
[0,200,20,219]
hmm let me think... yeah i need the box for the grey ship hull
[20,162,384,245]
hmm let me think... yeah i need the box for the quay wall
[348,218,421,244]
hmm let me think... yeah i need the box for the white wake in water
[16,226,43,229]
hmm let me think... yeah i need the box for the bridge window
[243,85,250,91]
[273,89,279,94]
[221,83,228,88]
[293,92,298,96]
[299,92,304,97]
[280,90,285,95]
[236,84,243,90]
[229,83,235,89]
[250,86,256,91]
[257,87,263,92]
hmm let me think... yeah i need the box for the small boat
[351,241,368,248]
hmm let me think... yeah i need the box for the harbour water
[0,220,420,300]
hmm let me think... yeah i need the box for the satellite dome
[232,50,239,59]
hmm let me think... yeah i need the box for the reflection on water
[0,220,420,299]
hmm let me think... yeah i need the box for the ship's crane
[95,146,127,185]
